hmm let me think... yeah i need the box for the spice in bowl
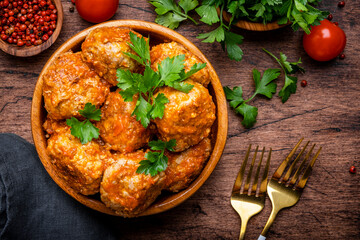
[0,0,57,47]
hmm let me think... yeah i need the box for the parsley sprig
[149,0,199,29]
[263,48,305,103]
[196,0,244,61]
[137,139,176,176]
[225,50,305,128]
[117,31,206,128]
[224,68,281,128]
[66,103,101,144]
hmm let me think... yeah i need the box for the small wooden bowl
[221,9,290,31]
[0,0,63,57]
[31,20,228,216]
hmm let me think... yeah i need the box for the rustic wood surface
[0,0,359,239]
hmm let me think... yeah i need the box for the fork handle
[258,208,280,239]
[239,216,249,240]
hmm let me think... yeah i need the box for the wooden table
[1,1,359,239]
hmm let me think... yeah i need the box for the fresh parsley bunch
[148,0,328,61]
[137,139,176,176]
[66,103,101,144]
[226,0,329,34]
[149,0,244,61]
[117,31,206,128]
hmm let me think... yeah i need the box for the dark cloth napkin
[0,133,120,240]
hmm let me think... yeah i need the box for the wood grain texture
[0,0,63,57]
[1,0,359,239]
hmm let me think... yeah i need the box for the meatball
[100,151,166,217]
[96,89,151,153]
[150,41,210,86]
[82,27,145,86]
[44,118,109,195]
[165,138,212,192]
[153,81,216,152]
[42,51,110,120]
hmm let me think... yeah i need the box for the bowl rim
[220,9,290,31]
[0,0,63,57]
[31,20,228,216]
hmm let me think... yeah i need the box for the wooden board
[0,0,359,239]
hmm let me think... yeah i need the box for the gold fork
[231,145,271,240]
[257,138,322,240]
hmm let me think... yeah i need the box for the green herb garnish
[66,103,101,144]
[137,139,176,176]
[148,0,328,61]
[224,68,281,128]
[196,0,244,61]
[117,31,206,128]
[149,0,199,29]
[263,49,305,103]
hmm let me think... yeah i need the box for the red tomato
[303,19,346,61]
[76,0,119,23]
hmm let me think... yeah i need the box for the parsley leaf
[118,32,206,128]
[263,48,305,103]
[179,62,207,81]
[66,103,101,144]
[79,103,102,121]
[223,31,244,61]
[195,4,219,25]
[155,12,187,30]
[197,26,225,43]
[150,93,169,119]
[278,75,297,103]
[149,0,198,29]
[132,95,152,128]
[158,54,186,84]
[224,67,280,128]
[236,103,258,129]
[136,139,176,176]
[253,68,281,98]
[179,0,199,14]
[223,85,244,109]
[124,32,151,66]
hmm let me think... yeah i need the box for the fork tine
[244,146,259,193]
[289,144,316,186]
[273,138,303,180]
[232,145,251,193]
[296,147,322,189]
[251,147,265,194]
[259,148,271,194]
[282,141,310,183]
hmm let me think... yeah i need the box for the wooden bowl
[31,20,228,216]
[0,0,63,57]
[221,9,290,31]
